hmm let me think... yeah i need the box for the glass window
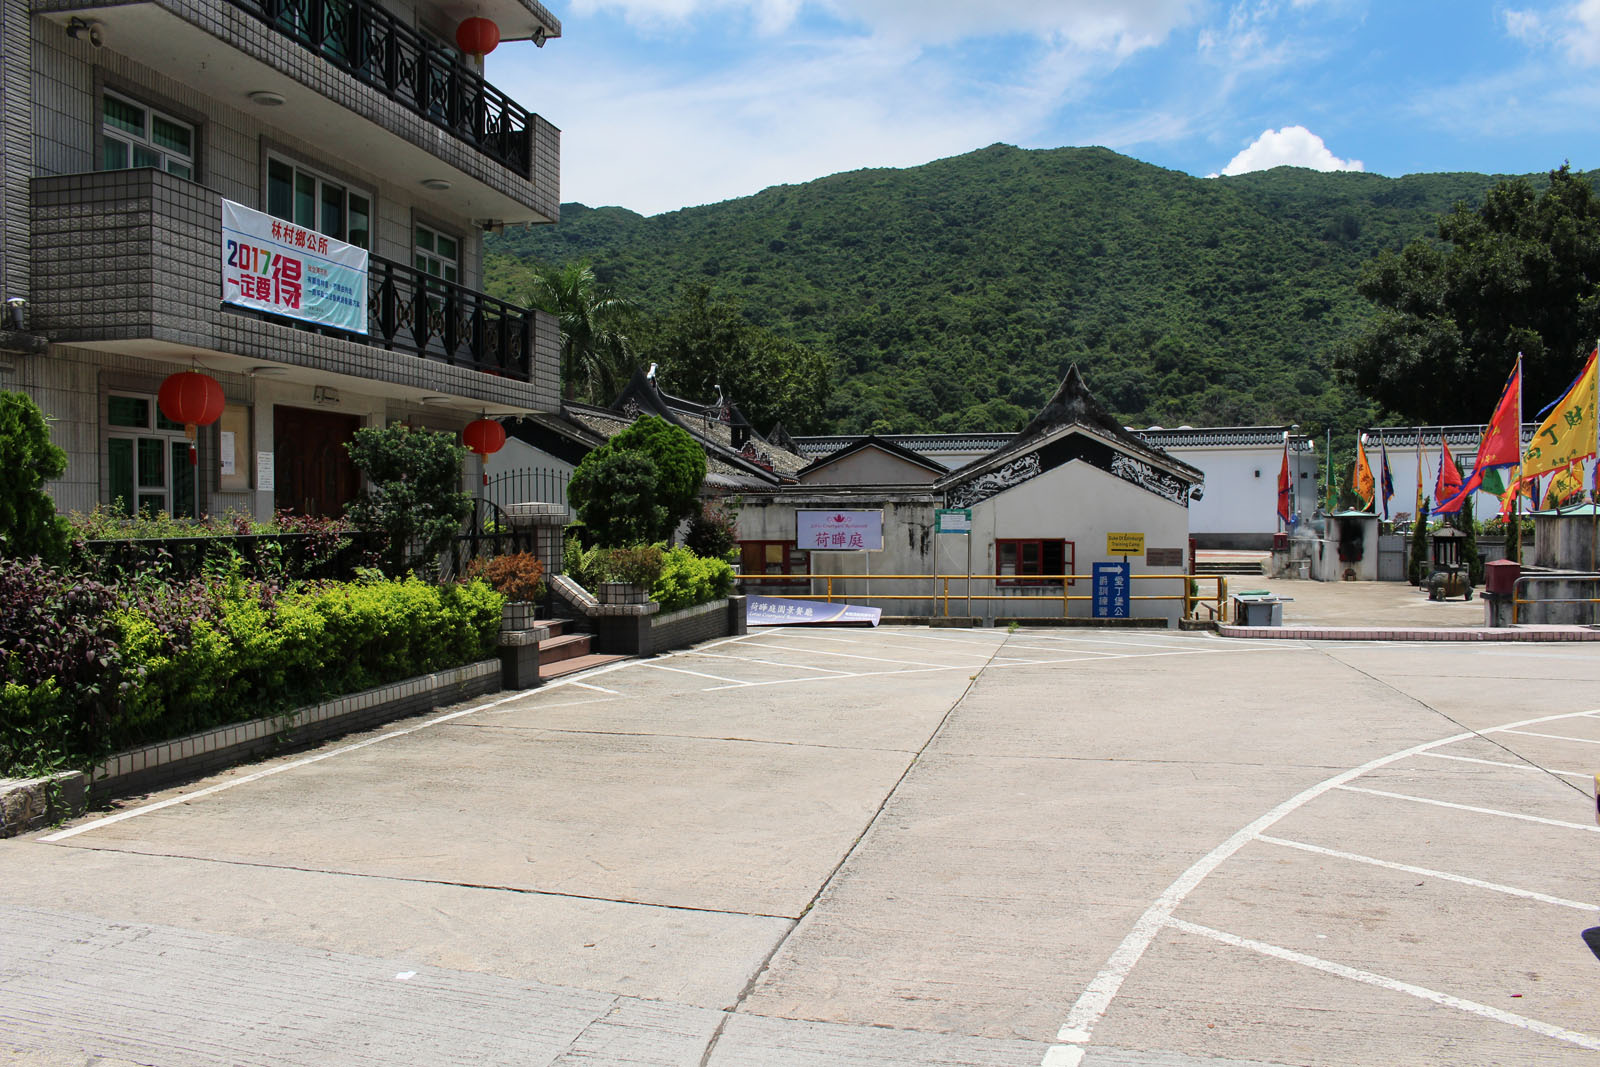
[101,93,194,179]
[415,224,459,283]
[996,539,1073,586]
[266,157,371,249]
[106,394,198,519]
[108,396,149,428]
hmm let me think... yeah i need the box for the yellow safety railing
[1510,574,1600,625]
[735,573,1231,621]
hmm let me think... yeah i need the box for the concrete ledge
[87,659,502,801]
[1219,625,1600,641]
[0,772,87,839]
[996,617,1170,628]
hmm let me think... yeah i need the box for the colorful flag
[1276,439,1291,525]
[1542,461,1585,509]
[1521,347,1598,480]
[1379,442,1395,519]
[1436,358,1522,512]
[1434,437,1463,512]
[1353,436,1375,509]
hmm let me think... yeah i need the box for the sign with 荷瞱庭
[797,509,884,551]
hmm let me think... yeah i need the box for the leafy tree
[1340,165,1600,423]
[0,391,69,562]
[1407,501,1430,585]
[1459,495,1483,585]
[639,284,832,433]
[345,425,472,576]
[568,415,706,547]
[525,261,636,404]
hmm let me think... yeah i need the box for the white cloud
[1216,125,1362,175]
[1504,0,1600,64]
[571,0,1201,51]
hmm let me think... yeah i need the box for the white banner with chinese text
[221,199,368,333]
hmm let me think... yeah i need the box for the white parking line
[635,662,753,685]
[1043,707,1600,1065]
[756,642,983,670]
[1419,752,1593,780]
[693,651,853,675]
[704,664,972,692]
[1336,785,1600,833]
[1165,917,1600,1053]
[1499,728,1600,746]
[1255,835,1600,911]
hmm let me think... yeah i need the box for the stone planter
[501,600,540,630]
[597,581,650,605]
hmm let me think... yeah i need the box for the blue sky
[488,1,1600,216]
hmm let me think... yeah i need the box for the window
[267,158,371,248]
[996,538,1074,587]
[105,394,197,519]
[414,225,460,284]
[740,540,809,593]
[102,93,194,179]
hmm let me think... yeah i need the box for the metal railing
[484,465,568,511]
[236,0,537,176]
[1510,573,1600,625]
[368,255,533,380]
[735,573,1230,621]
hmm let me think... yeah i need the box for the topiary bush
[346,424,472,576]
[568,415,705,547]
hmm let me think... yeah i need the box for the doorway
[273,405,362,517]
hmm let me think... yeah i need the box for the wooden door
[273,406,362,517]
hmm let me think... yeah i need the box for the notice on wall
[935,508,972,534]
[219,431,236,476]
[256,451,275,492]
[1146,547,1183,567]
[221,199,368,333]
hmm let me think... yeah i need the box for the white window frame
[102,91,195,179]
[104,393,198,519]
[265,154,373,249]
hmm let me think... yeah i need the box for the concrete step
[538,633,593,664]
[1200,561,1267,576]
[539,652,630,681]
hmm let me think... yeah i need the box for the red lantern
[463,417,506,484]
[455,17,500,58]
[157,370,225,466]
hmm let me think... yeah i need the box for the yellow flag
[1522,348,1598,479]
[1353,437,1375,508]
[1542,461,1586,509]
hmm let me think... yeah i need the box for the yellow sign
[1107,532,1145,555]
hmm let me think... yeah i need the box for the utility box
[1231,591,1286,626]
[1484,559,1521,597]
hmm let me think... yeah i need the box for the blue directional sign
[1093,560,1131,619]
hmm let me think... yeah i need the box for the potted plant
[595,544,664,605]
[466,552,547,630]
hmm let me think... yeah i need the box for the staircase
[537,617,628,682]
[1201,560,1267,577]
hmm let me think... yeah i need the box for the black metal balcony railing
[367,254,533,380]
[235,0,535,177]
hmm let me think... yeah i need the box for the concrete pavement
[3,624,1598,1066]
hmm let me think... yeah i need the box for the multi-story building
[0,0,562,520]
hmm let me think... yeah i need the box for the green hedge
[1,562,503,776]
[652,546,735,612]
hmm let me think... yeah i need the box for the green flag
[1480,467,1506,496]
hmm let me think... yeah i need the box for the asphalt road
[3,624,1598,1066]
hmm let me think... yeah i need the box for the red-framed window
[996,538,1074,586]
[739,540,810,591]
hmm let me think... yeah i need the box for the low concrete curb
[1219,624,1600,641]
[0,660,502,834]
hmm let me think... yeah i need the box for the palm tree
[525,262,635,404]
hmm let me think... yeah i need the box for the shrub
[568,415,706,547]
[346,424,472,575]
[684,497,740,562]
[652,546,735,611]
[597,543,665,587]
[466,552,546,601]
[0,391,70,562]
[0,558,121,772]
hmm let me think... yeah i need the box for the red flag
[1433,437,1464,512]
[1437,359,1522,512]
[1277,441,1291,524]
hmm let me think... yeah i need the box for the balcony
[231,0,535,177]
[31,169,559,412]
[34,0,560,223]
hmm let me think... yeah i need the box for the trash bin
[1231,591,1285,626]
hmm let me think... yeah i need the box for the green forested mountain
[487,144,1529,436]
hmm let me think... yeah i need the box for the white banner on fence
[221,199,368,333]
[747,595,882,627]
[797,509,884,551]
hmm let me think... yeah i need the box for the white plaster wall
[1173,443,1315,536]
[799,448,939,485]
[944,461,1191,626]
